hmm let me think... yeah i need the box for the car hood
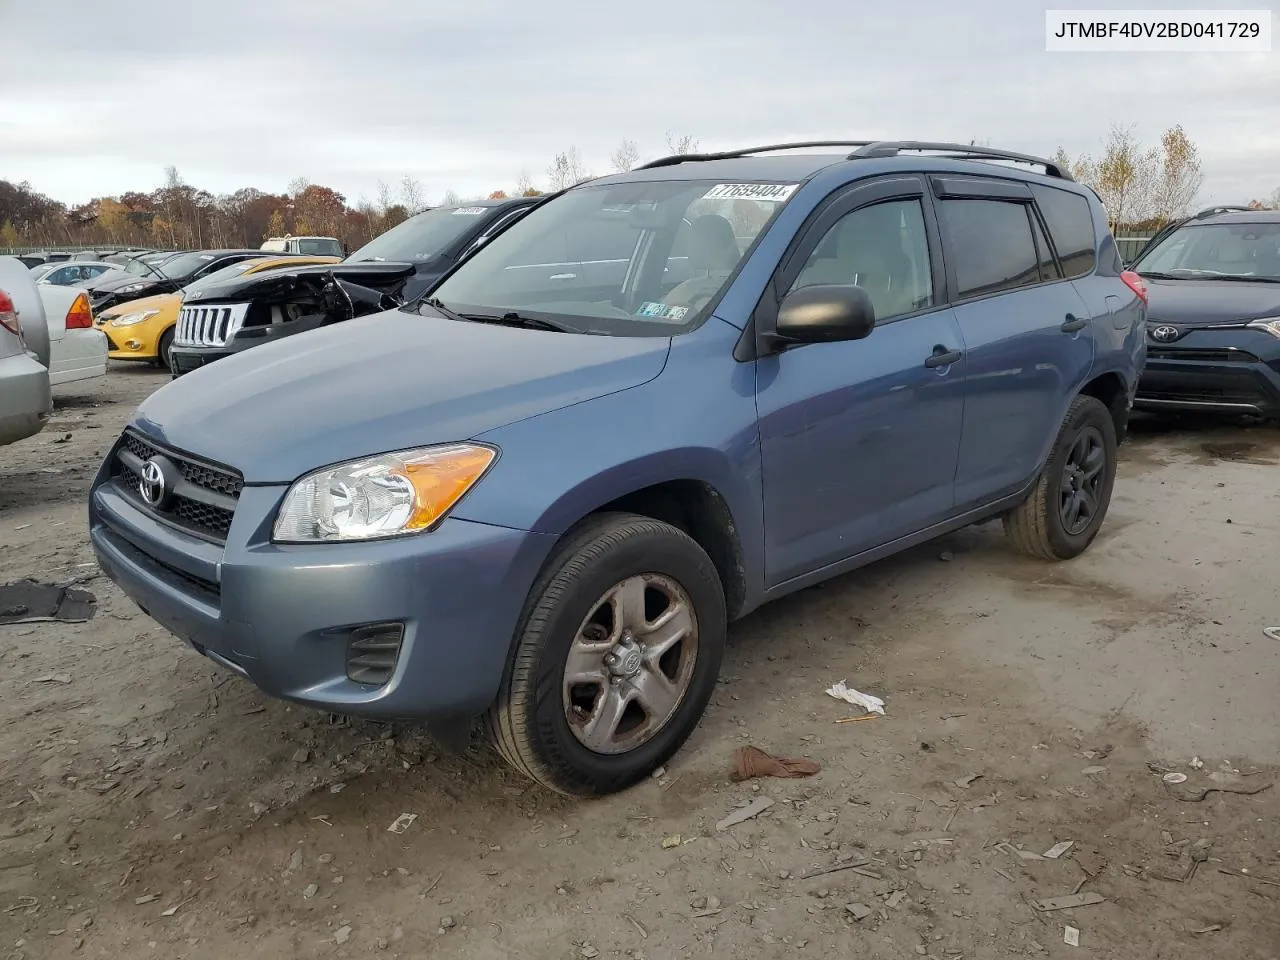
[98,291,177,319]
[1145,278,1280,327]
[132,309,671,483]
[183,262,417,303]
[89,273,164,295]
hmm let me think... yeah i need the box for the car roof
[1184,209,1280,225]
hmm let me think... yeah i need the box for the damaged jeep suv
[168,197,539,376]
[90,141,1146,797]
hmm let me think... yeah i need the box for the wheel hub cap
[605,635,644,678]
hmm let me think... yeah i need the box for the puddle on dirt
[1196,440,1278,465]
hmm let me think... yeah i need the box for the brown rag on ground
[731,745,821,781]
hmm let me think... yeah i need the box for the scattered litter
[651,766,666,780]
[291,748,310,764]
[1081,766,1107,776]
[134,894,160,906]
[996,842,1046,862]
[825,681,885,715]
[1043,841,1075,859]
[1031,892,1106,912]
[1165,781,1272,802]
[954,773,983,789]
[886,890,907,908]
[662,834,682,849]
[1064,925,1080,947]
[691,908,722,919]
[834,715,879,724]
[845,902,873,921]
[329,783,345,794]
[716,796,774,831]
[334,925,352,944]
[248,801,268,816]
[0,579,96,624]
[160,896,196,917]
[1191,924,1222,935]
[969,792,1002,810]
[1163,772,1188,784]
[798,858,871,880]
[1189,756,1205,770]
[731,745,821,781]
[1264,626,1280,641]
[1217,868,1280,888]
[303,884,318,900]
[623,914,648,939]
[387,813,418,834]
[30,673,72,685]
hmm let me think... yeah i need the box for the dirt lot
[2,364,1279,960]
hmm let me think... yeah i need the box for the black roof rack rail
[1192,205,1253,219]
[848,141,1072,180]
[636,141,877,170]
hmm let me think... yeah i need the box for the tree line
[2,128,1274,251]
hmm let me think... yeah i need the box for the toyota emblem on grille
[1150,325,1181,343]
[139,458,168,507]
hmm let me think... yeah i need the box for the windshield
[123,257,156,276]
[158,252,222,279]
[295,238,342,256]
[1137,222,1280,280]
[348,207,496,263]
[428,180,794,335]
[179,257,271,293]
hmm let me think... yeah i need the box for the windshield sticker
[452,207,486,215]
[702,183,798,202]
[635,302,690,322]
[198,254,215,260]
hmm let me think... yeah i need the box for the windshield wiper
[1137,271,1180,279]
[459,310,577,333]
[1208,274,1280,284]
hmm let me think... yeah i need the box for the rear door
[932,177,1095,508]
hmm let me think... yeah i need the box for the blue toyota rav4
[89,141,1147,796]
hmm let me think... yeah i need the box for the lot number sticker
[702,183,798,202]
[452,207,486,215]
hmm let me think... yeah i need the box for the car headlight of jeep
[109,309,160,327]
[1246,317,1280,339]
[272,444,497,543]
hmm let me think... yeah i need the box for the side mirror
[774,284,876,344]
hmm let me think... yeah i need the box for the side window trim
[1027,204,1065,282]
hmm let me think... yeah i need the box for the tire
[486,512,727,797]
[154,328,174,373]
[1004,395,1118,561]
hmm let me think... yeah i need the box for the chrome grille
[175,303,250,347]
[110,429,243,543]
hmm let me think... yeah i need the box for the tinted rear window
[938,199,1040,298]
[1030,185,1096,278]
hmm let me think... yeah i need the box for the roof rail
[636,141,877,170]
[848,142,1072,180]
[1192,205,1253,219]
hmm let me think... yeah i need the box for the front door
[754,177,968,587]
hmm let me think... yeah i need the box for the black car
[169,196,541,376]
[1129,207,1280,419]
[85,248,279,314]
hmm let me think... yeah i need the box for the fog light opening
[344,622,405,687]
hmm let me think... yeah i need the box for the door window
[939,199,1042,298]
[1029,185,1097,278]
[789,199,934,322]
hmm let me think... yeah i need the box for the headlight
[1246,317,1280,339]
[273,444,497,543]
[109,309,160,327]
[118,283,146,294]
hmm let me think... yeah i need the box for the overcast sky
[2,0,1276,207]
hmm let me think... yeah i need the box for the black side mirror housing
[772,284,876,346]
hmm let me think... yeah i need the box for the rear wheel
[1004,395,1117,560]
[486,513,726,796]
[154,328,175,373]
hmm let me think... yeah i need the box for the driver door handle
[924,347,963,369]
[1061,313,1088,333]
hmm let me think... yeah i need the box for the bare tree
[665,132,700,155]
[441,189,461,206]
[516,170,540,197]
[400,175,425,214]
[1150,125,1203,224]
[1072,124,1158,229]
[611,138,640,173]
[547,147,590,190]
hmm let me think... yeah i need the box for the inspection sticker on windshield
[635,302,689,322]
[452,207,486,215]
[702,183,798,202]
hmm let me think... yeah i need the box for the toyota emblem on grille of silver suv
[139,458,167,507]
[1150,325,1181,342]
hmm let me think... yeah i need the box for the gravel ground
[2,363,1278,960]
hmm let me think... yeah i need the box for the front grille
[175,303,250,347]
[1147,347,1260,363]
[110,429,243,542]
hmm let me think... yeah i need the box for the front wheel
[486,513,727,796]
[154,328,175,373]
[1004,395,1118,560]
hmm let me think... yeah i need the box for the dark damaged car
[169,197,541,376]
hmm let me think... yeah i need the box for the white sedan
[0,257,108,386]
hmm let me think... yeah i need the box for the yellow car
[95,255,341,371]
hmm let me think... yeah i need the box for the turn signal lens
[65,293,93,329]
[0,290,20,337]
[1120,270,1148,305]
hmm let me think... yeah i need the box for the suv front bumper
[89,461,556,719]
[1135,346,1280,417]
